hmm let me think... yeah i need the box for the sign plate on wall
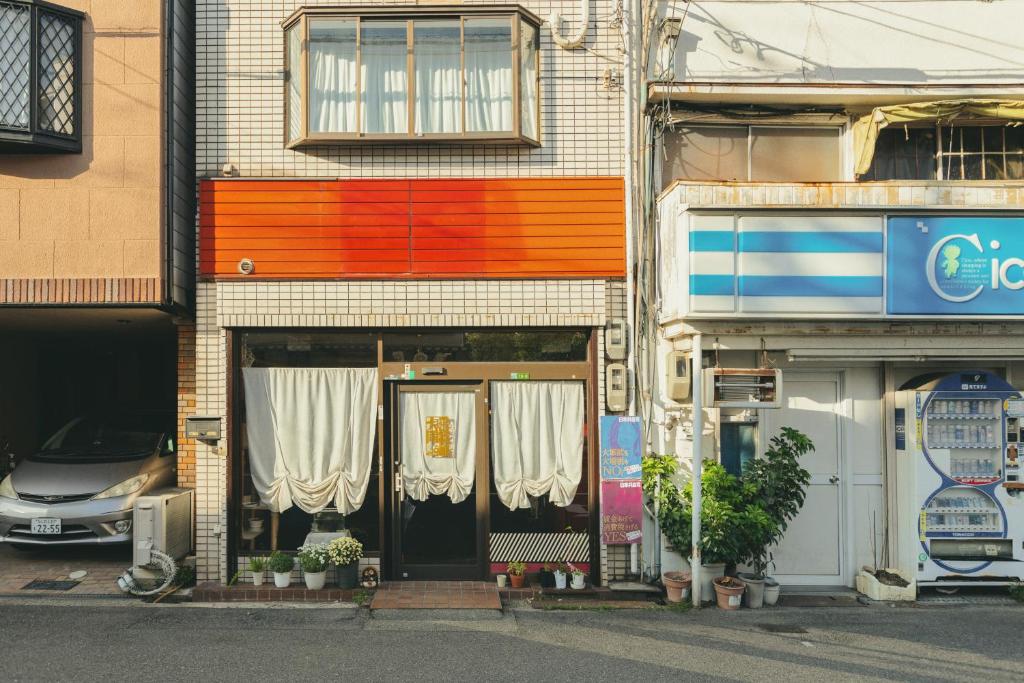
[887,216,1024,315]
[601,480,643,544]
[599,416,642,479]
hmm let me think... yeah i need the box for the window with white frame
[862,124,1024,181]
[283,7,541,146]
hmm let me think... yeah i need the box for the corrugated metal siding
[167,0,196,310]
[199,177,625,278]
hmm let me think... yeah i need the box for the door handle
[829,475,840,485]
[394,471,403,494]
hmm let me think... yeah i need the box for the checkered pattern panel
[0,2,31,129]
[37,10,75,135]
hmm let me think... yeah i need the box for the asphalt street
[0,600,1020,682]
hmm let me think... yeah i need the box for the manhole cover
[23,579,80,591]
[757,623,808,634]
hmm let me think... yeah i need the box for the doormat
[23,579,80,591]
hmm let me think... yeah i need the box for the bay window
[0,0,82,153]
[283,6,541,145]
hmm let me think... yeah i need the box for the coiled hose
[117,549,178,597]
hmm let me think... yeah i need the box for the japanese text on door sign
[599,415,641,479]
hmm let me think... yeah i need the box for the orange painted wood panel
[199,177,625,279]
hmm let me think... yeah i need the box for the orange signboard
[199,177,625,279]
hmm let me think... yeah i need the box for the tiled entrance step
[370,581,501,610]
[192,582,363,602]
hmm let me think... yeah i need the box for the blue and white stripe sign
[688,215,885,315]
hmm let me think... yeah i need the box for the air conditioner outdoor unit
[132,488,194,575]
[703,368,783,409]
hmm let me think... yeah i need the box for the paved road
[0,600,1019,682]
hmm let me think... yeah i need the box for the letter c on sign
[1000,257,1024,290]
[926,233,983,303]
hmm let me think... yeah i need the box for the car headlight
[92,474,150,500]
[0,475,15,499]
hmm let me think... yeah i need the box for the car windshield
[36,415,166,460]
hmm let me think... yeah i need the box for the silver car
[0,413,176,547]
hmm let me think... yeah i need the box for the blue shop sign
[887,216,1024,316]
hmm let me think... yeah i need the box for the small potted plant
[662,571,692,603]
[569,564,586,590]
[713,576,745,610]
[298,542,330,590]
[267,551,294,588]
[553,562,569,590]
[327,536,364,589]
[248,556,267,586]
[507,561,527,588]
[538,563,556,589]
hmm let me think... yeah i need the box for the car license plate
[30,518,61,535]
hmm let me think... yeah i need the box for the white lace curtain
[465,21,513,132]
[308,19,357,133]
[242,367,378,515]
[361,22,408,134]
[414,21,461,134]
[490,381,585,510]
[400,391,476,503]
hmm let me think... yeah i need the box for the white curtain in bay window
[414,21,461,134]
[308,19,358,133]
[491,382,585,510]
[242,367,378,515]
[400,391,476,503]
[465,19,513,132]
[361,22,408,134]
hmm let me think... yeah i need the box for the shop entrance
[387,383,488,580]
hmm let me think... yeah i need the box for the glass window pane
[1006,126,1024,154]
[519,20,539,140]
[360,21,409,134]
[0,3,31,129]
[413,20,460,134]
[982,126,1003,152]
[383,330,588,362]
[241,332,377,367]
[37,11,76,135]
[1006,154,1024,180]
[984,155,1006,180]
[286,24,303,140]
[465,18,513,132]
[750,127,841,181]
[308,19,357,134]
[960,126,982,153]
[662,126,748,186]
[865,128,936,180]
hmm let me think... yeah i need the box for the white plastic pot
[496,574,507,588]
[571,573,585,590]
[273,572,292,588]
[763,578,781,606]
[252,571,264,586]
[554,570,567,589]
[304,571,327,590]
[699,563,726,602]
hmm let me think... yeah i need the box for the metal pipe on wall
[691,333,703,607]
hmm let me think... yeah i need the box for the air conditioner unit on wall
[133,488,194,574]
[703,368,783,409]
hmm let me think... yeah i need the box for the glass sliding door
[388,383,487,579]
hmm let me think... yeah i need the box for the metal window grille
[0,1,31,129]
[37,10,74,135]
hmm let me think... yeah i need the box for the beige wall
[0,0,163,280]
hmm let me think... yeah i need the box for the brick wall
[176,322,197,489]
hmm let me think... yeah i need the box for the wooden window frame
[281,5,542,148]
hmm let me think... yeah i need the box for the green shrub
[248,556,267,573]
[267,551,294,574]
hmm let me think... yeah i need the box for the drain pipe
[690,333,703,607]
[117,546,178,597]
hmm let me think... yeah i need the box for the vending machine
[895,371,1024,586]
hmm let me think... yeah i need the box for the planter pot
[304,571,327,590]
[713,577,745,610]
[509,573,526,589]
[855,569,917,602]
[570,573,586,590]
[251,571,264,587]
[662,571,692,603]
[698,563,726,603]
[273,572,291,588]
[496,575,507,588]
[738,573,765,609]
[763,578,781,606]
[336,562,359,589]
[539,570,556,588]
[553,571,567,590]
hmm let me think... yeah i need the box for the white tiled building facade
[191,1,628,583]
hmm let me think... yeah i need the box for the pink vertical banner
[600,480,643,544]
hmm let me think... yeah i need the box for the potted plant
[713,575,745,610]
[662,571,692,603]
[248,556,267,586]
[298,542,330,590]
[327,536,363,589]
[267,551,294,588]
[538,563,556,589]
[553,562,569,590]
[763,576,781,606]
[569,564,586,590]
[507,561,527,588]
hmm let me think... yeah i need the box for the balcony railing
[0,0,83,153]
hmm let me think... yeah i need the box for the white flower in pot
[248,556,267,586]
[298,543,330,590]
[267,551,294,588]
